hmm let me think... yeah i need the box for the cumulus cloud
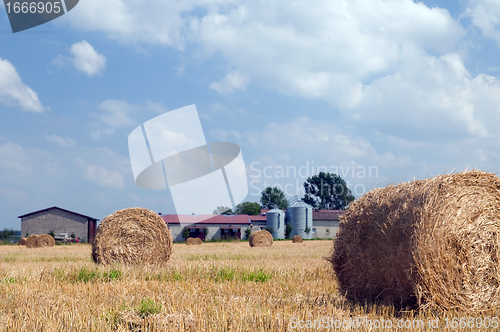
[0,58,45,113]
[209,72,249,95]
[83,163,125,188]
[90,99,140,139]
[54,40,106,76]
[45,134,77,148]
[465,0,500,44]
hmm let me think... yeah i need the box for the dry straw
[35,234,55,248]
[186,237,202,245]
[330,170,500,313]
[92,207,173,265]
[292,235,303,243]
[18,238,27,245]
[25,234,39,248]
[249,230,273,247]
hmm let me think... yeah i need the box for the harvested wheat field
[1,241,498,331]
[332,170,500,314]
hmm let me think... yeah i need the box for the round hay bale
[35,234,55,248]
[25,235,39,248]
[92,207,173,265]
[186,237,202,245]
[18,238,27,245]
[249,230,273,247]
[330,170,500,313]
[292,235,303,243]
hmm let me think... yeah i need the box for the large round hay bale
[25,235,39,248]
[92,208,173,265]
[18,238,27,245]
[35,234,55,248]
[331,170,500,313]
[186,237,202,245]
[292,235,303,243]
[249,230,273,247]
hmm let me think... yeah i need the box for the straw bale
[292,235,303,243]
[25,235,39,248]
[330,170,500,312]
[35,234,55,248]
[249,230,273,247]
[92,207,173,265]
[18,238,27,245]
[186,237,202,245]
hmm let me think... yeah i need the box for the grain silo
[286,201,313,239]
[266,208,285,239]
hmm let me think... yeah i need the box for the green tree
[1,228,14,241]
[302,172,355,210]
[182,228,190,240]
[285,224,292,239]
[244,228,252,239]
[234,202,261,215]
[260,187,288,209]
[213,206,232,215]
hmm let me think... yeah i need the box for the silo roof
[289,201,312,208]
[267,208,285,213]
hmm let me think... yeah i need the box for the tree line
[214,171,355,215]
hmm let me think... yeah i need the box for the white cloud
[0,58,45,113]
[63,0,197,48]
[90,99,140,139]
[465,0,500,44]
[209,71,249,95]
[83,163,125,188]
[70,40,106,76]
[45,134,77,148]
[53,41,107,76]
[0,142,31,173]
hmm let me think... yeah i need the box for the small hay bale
[186,237,202,245]
[18,238,27,245]
[35,234,55,248]
[25,235,39,248]
[330,170,500,313]
[92,207,173,265]
[292,235,303,243]
[249,230,273,247]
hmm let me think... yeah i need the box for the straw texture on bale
[25,235,39,248]
[249,230,273,247]
[292,235,303,243]
[331,170,500,313]
[92,208,173,265]
[186,237,202,245]
[18,238,27,245]
[35,234,55,248]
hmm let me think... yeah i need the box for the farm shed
[312,210,345,238]
[19,207,99,243]
[163,214,251,242]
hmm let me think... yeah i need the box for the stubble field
[0,241,497,331]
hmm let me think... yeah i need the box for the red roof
[249,215,267,222]
[162,214,250,225]
[313,210,345,220]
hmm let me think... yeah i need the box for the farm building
[19,207,99,243]
[163,214,251,242]
[312,209,345,238]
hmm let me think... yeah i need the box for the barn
[163,214,251,242]
[19,206,99,243]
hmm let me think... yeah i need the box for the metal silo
[266,208,285,239]
[286,201,313,239]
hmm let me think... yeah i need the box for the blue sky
[1,0,500,229]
